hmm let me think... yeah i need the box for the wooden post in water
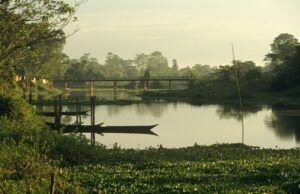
[58,95,62,133]
[76,97,79,125]
[143,80,147,91]
[58,95,62,119]
[113,81,117,100]
[79,99,82,125]
[90,96,96,145]
[54,95,62,131]
[75,97,82,126]
[54,96,58,128]
[38,95,44,112]
[89,81,94,97]
[64,82,69,95]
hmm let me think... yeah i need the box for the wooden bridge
[52,77,197,94]
[53,77,194,82]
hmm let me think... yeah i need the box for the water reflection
[68,90,141,101]
[37,90,300,148]
[62,101,299,148]
[265,105,300,143]
[215,103,264,121]
[213,103,300,144]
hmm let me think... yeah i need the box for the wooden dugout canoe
[46,122,158,136]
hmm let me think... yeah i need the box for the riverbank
[141,83,300,106]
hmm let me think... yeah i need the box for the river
[55,90,300,149]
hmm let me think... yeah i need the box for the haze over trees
[0,0,299,93]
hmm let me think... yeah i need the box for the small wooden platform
[38,110,89,117]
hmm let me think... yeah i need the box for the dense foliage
[61,144,300,193]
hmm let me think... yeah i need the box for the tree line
[0,1,299,92]
[59,33,300,92]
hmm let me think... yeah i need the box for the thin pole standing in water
[231,43,245,144]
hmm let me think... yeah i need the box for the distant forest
[1,29,300,92]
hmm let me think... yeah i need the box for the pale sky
[64,0,300,67]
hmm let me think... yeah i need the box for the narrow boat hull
[46,123,158,136]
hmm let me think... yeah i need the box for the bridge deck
[53,78,197,82]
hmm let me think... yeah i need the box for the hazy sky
[64,0,300,67]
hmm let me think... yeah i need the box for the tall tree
[134,53,148,72]
[0,0,81,62]
[264,33,300,90]
[145,51,169,77]
[265,33,299,70]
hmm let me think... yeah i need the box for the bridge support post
[113,81,117,90]
[64,82,69,95]
[143,80,148,91]
[114,81,117,98]
[168,80,172,91]
[89,82,94,97]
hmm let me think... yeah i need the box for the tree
[217,65,232,82]
[64,54,105,80]
[264,33,300,90]
[234,60,261,80]
[134,53,148,72]
[191,64,213,79]
[171,59,179,76]
[15,37,67,80]
[145,51,170,77]
[179,66,192,78]
[104,53,133,78]
[265,33,299,70]
[0,0,81,62]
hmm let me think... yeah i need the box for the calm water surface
[58,91,300,149]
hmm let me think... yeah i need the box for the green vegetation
[142,33,300,101]
[1,1,300,193]
[61,144,300,193]
[1,90,300,193]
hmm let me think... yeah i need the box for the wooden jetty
[38,110,89,117]
[46,123,158,136]
[40,95,159,144]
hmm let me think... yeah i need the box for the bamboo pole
[231,43,244,144]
